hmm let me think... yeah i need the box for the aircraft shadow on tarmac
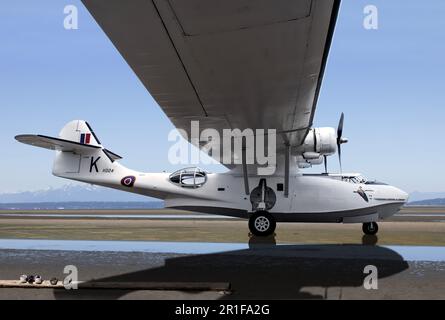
[54,235,409,300]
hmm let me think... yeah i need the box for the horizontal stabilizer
[16,120,123,163]
[15,134,102,154]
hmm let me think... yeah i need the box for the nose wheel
[362,222,379,235]
[248,211,276,237]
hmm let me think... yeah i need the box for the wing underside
[81,0,340,165]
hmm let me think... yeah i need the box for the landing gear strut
[362,222,379,236]
[248,211,276,237]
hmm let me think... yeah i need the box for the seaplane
[16,0,408,237]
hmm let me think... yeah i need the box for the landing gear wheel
[362,222,379,235]
[249,211,276,237]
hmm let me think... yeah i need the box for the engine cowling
[301,127,337,156]
[296,127,337,168]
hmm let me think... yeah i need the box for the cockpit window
[341,175,368,184]
[365,181,388,186]
[303,173,374,185]
[169,167,207,188]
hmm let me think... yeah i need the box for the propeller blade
[337,112,344,141]
[324,155,328,174]
[338,144,342,173]
[337,113,345,173]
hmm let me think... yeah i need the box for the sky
[0,0,444,194]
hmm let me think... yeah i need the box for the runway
[1,207,445,245]
[0,213,233,220]
[0,206,444,299]
[1,206,444,222]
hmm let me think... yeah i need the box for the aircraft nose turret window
[169,167,207,188]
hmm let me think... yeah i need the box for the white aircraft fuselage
[15,1,408,237]
[53,150,408,224]
[16,120,408,236]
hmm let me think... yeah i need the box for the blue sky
[0,0,444,194]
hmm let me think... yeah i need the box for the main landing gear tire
[249,211,276,237]
[362,222,379,236]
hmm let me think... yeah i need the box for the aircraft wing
[82,0,340,166]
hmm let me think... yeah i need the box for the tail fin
[15,120,124,182]
[59,120,102,147]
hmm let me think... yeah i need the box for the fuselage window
[169,167,207,188]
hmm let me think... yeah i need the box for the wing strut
[242,147,250,196]
[284,144,290,198]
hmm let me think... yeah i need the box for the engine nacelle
[295,127,337,168]
[296,155,324,169]
[300,127,337,156]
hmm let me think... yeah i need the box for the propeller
[336,112,348,173]
[324,155,328,174]
[322,113,348,174]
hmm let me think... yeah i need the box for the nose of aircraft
[402,190,409,203]
[375,184,409,204]
[394,187,409,203]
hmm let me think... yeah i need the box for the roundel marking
[121,176,136,187]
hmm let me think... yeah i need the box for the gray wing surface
[82,0,340,165]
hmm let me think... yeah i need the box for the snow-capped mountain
[0,184,158,203]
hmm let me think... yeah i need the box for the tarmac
[0,206,444,300]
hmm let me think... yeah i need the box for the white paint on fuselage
[54,152,408,224]
[164,173,408,222]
